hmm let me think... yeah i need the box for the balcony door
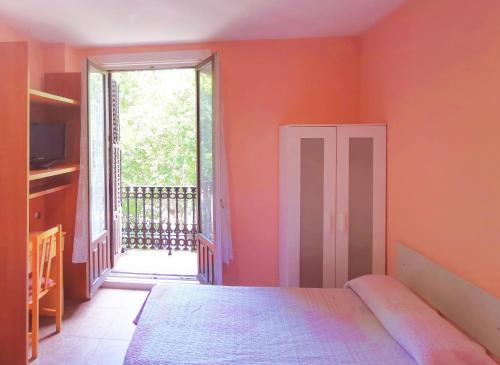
[87,62,112,295]
[85,51,222,286]
[196,56,218,284]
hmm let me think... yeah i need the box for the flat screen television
[30,123,66,169]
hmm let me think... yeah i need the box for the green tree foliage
[113,69,196,187]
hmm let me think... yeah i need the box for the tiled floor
[30,289,149,365]
[113,249,197,277]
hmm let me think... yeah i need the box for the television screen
[30,123,66,168]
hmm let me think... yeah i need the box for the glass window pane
[348,138,373,280]
[300,138,324,288]
[198,61,214,241]
[89,67,107,241]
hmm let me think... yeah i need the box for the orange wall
[1,21,360,287]
[0,22,42,87]
[0,21,77,88]
[217,39,359,285]
[4,1,499,294]
[78,37,360,286]
[0,22,26,42]
[360,0,500,297]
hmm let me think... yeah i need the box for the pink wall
[0,22,42,87]
[216,39,359,285]
[0,22,78,88]
[360,0,500,297]
[0,22,26,42]
[78,37,360,286]
[1,20,360,286]
[7,0,498,294]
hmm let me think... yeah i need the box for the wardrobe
[279,125,386,288]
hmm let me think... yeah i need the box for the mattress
[124,284,417,365]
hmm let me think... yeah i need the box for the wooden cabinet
[0,41,30,365]
[29,74,88,301]
[279,125,386,288]
[0,41,86,364]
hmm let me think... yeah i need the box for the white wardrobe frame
[279,124,386,288]
[336,125,386,286]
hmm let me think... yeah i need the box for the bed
[124,245,499,365]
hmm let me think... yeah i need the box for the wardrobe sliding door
[336,126,386,287]
[279,126,336,288]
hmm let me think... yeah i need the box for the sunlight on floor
[112,249,197,276]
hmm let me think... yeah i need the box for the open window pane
[198,60,214,241]
[88,65,107,241]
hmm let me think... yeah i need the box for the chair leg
[31,299,39,360]
[55,285,62,333]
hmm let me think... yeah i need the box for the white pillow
[346,275,496,365]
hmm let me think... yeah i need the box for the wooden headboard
[396,243,500,360]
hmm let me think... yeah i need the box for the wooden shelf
[30,89,80,107]
[29,164,80,181]
[29,183,72,199]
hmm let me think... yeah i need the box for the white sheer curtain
[73,65,89,263]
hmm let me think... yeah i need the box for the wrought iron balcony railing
[121,186,197,254]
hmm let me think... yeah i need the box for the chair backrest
[30,225,62,295]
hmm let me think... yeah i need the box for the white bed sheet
[125,284,417,365]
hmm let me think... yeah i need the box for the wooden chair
[28,225,63,360]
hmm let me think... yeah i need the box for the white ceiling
[0,0,407,47]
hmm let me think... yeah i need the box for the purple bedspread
[125,284,416,365]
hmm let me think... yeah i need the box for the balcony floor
[112,249,197,277]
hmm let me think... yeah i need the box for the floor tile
[87,289,149,310]
[86,339,130,365]
[30,288,149,364]
[60,304,116,339]
[103,309,138,341]
[30,335,100,365]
